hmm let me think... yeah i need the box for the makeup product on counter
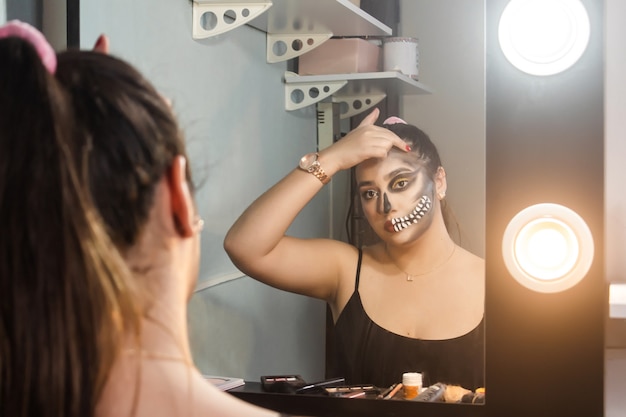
[412,383,446,402]
[260,375,307,393]
[294,377,345,395]
[402,372,423,399]
[461,391,485,404]
[377,383,398,399]
[383,383,403,399]
[325,385,379,397]
[325,385,380,398]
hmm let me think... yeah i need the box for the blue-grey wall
[6,0,40,26]
[78,0,327,382]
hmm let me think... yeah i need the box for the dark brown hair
[55,50,193,252]
[0,37,138,417]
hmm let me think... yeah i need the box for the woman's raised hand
[320,108,409,173]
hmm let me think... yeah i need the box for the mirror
[44,0,607,415]
[73,0,485,411]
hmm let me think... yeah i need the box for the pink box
[298,38,381,75]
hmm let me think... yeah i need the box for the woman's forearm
[223,164,334,264]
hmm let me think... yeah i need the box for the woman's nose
[381,193,392,214]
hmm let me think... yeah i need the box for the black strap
[355,249,363,291]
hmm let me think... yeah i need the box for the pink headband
[382,116,407,125]
[0,20,57,74]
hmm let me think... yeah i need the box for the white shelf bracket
[284,72,347,111]
[192,1,272,39]
[333,92,387,119]
[267,33,332,63]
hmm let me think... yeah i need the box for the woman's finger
[93,34,110,53]
[357,108,380,128]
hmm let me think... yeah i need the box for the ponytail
[0,22,140,417]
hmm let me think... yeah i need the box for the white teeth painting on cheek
[391,195,432,232]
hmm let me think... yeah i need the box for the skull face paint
[383,193,392,214]
[356,151,438,239]
[385,195,432,233]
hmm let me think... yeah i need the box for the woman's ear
[435,166,447,200]
[168,155,195,238]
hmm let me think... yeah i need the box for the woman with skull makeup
[224,109,484,392]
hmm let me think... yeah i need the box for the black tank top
[331,249,485,389]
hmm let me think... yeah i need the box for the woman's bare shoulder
[359,242,387,261]
[456,245,484,264]
[454,245,485,280]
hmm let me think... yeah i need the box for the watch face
[299,153,318,171]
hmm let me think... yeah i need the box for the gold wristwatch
[298,152,330,185]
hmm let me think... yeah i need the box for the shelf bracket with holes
[284,71,432,113]
[267,33,332,63]
[192,1,272,39]
[284,72,346,111]
[333,92,387,119]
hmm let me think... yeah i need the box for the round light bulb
[502,203,593,293]
[498,0,590,75]
[514,218,579,281]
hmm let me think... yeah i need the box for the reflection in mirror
[399,0,486,397]
[329,121,484,396]
[224,0,486,405]
[394,0,486,400]
[340,0,486,402]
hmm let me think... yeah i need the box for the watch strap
[299,153,330,185]
[310,162,330,185]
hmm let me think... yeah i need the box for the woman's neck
[139,295,192,363]
[96,283,194,417]
[123,227,196,362]
[384,216,456,276]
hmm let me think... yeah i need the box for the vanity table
[229,382,484,417]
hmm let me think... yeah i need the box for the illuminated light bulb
[514,219,579,281]
[498,0,590,75]
[502,204,593,293]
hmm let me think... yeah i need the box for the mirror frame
[483,1,605,417]
[64,1,606,416]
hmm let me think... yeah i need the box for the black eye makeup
[390,177,410,191]
[388,171,418,192]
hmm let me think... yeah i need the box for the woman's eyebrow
[356,180,374,188]
[385,167,419,181]
[357,167,420,188]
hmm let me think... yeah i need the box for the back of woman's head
[55,51,192,251]
[0,25,138,417]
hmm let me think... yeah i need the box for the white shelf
[245,0,391,36]
[284,71,432,117]
[192,0,391,62]
[191,1,428,117]
[610,283,626,319]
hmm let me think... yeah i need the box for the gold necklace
[385,244,456,281]
[125,348,193,366]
